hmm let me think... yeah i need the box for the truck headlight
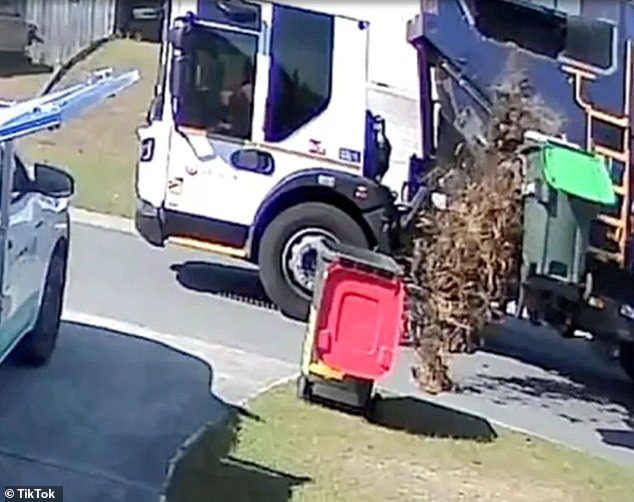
[619,304,634,320]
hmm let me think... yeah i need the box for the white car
[0,145,73,366]
[0,67,139,368]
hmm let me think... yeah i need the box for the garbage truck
[406,0,634,381]
[0,68,139,367]
[133,0,634,382]
[134,0,425,321]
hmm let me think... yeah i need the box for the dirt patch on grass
[166,383,634,502]
[0,40,158,217]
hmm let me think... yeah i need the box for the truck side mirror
[169,21,193,52]
[168,18,196,121]
[373,115,391,180]
[170,53,191,103]
[32,163,74,198]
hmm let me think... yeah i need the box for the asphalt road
[66,222,303,362]
[63,222,634,468]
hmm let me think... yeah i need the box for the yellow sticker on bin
[309,362,345,380]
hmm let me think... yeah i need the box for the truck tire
[12,250,67,367]
[259,202,369,321]
[618,341,634,382]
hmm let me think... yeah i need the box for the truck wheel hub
[282,228,337,299]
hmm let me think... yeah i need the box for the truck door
[165,3,272,228]
[0,153,40,355]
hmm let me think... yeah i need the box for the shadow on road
[467,318,634,450]
[371,395,497,441]
[0,56,51,78]
[598,428,634,451]
[308,388,497,443]
[170,261,276,309]
[166,408,310,502]
[0,321,302,501]
[598,416,634,451]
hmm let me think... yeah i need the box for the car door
[0,153,39,358]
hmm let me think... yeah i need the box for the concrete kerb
[61,310,297,502]
[69,207,135,235]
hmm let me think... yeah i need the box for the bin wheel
[363,392,381,421]
[296,375,313,402]
[618,341,634,383]
[258,202,369,321]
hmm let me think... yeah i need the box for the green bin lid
[541,143,616,205]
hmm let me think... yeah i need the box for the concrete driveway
[0,318,294,501]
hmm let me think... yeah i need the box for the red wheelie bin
[297,240,406,416]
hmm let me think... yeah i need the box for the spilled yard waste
[404,73,564,393]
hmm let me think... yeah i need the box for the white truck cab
[135,0,427,321]
[0,68,139,367]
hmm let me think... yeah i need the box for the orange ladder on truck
[562,41,633,266]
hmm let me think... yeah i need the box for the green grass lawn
[166,382,634,502]
[0,40,158,217]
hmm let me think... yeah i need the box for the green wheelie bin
[519,141,616,316]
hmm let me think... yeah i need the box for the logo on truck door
[308,139,325,156]
[339,148,361,164]
[167,177,183,195]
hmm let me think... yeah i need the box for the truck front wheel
[259,202,369,321]
[618,341,634,382]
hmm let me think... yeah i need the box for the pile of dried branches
[404,73,563,394]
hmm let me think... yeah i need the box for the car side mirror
[32,163,74,198]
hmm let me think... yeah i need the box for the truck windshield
[177,26,257,140]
